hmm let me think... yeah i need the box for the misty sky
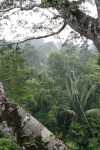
[0,0,97,45]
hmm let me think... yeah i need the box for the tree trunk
[0,82,70,150]
[54,0,100,52]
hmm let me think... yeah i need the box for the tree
[22,42,41,71]
[47,50,67,88]
[37,41,57,66]
[0,0,100,52]
[0,82,70,150]
[1,1,100,149]
[0,46,29,104]
[59,75,100,123]
[65,117,100,150]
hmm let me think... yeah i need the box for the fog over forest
[0,38,100,150]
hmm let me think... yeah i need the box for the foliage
[23,44,100,149]
[65,117,100,150]
[1,42,100,150]
[47,50,67,89]
[0,46,29,104]
[0,131,19,150]
[65,141,79,150]
[22,42,41,71]
[97,53,100,66]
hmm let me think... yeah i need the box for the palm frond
[66,109,77,117]
[59,109,77,118]
[82,84,96,110]
[80,78,91,104]
[66,75,74,99]
[75,78,83,94]
[66,82,72,99]
[85,109,100,118]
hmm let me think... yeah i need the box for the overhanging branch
[0,82,70,150]
[0,22,67,46]
[0,6,17,12]
[0,2,51,13]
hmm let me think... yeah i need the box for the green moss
[2,102,50,149]
[24,135,50,150]
[2,102,27,146]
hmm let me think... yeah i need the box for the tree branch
[0,82,70,150]
[0,0,100,52]
[20,2,52,11]
[20,3,42,11]
[1,76,22,82]
[0,22,67,46]
[0,6,17,12]
[0,2,51,13]
[56,0,99,45]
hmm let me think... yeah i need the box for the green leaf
[21,134,29,137]
[85,109,100,118]
[52,0,56,5]
[31,143,38,148]
[57,0,63,5]
[97,53,100,65]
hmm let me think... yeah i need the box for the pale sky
[0,0,97,45]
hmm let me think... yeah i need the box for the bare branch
[20,3,42,10]
[0,2,51,13]
[20,2,52,11]
[52,15,61,19]
[1,76,22,82]
[0,6,17,12]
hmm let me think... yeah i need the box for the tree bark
[14,0,100,52]
[19,0,100,52]
[1,0,100,52]
[0,82,70,150]
[54,0,100,51]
